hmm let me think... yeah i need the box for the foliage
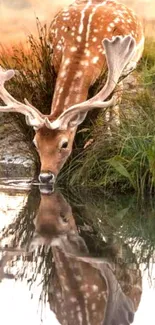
[0,19,56,141]
[58,38,155,194]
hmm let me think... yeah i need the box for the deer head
[29,187,142,325]
[0,0,144,184]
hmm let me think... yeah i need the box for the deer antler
[0,36,136,131]
[46,35,136,130]
[0,67,45,129]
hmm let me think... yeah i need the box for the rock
[0,113,37,179]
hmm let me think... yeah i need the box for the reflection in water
[0,183,155,324]
[29,188,142,325]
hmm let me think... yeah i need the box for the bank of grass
[59,37,155,194]
[60,88,155,194]
[0,22,155,194]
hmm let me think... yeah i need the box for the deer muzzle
[39,171,56,184]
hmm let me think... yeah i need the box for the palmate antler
[0,67,45,129]
[0,35,136,130]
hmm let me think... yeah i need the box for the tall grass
[59,38,155,194]
[0,19,56,140]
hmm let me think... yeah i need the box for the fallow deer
[0,0,144,184]
[30,188,142,325]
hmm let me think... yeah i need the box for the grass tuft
[0,18,56,140]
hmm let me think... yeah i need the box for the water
[0,178,155,325]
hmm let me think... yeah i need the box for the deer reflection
[30,187,142,325]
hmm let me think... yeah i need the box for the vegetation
[0,19,56,141]
[66,187,155,265]
[59,37,155,194]
[0,21,155,194]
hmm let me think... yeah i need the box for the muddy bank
[0,113,37,178]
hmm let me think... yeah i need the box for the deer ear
[69,112,87,128]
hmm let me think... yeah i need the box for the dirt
[0,113,37,179]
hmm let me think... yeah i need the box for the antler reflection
[29,187,142,325]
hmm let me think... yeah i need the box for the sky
[0,0,154,45]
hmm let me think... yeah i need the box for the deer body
[49,0,144,113]
[0,0,144,183]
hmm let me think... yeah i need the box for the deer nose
[39,172,55,184]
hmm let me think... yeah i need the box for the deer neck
[51,58,94,117]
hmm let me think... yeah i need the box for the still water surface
[0,178,155,325]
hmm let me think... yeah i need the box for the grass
[58,37,155,194]
[65,187,155,264]
[0,19,56,141]
[0,20,155,194]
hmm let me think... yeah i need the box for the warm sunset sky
[0,0,154,44]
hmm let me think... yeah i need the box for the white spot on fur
[77,312,83,324]
[92,285,99,292]
[107,26,112,32]
[99,49,105,54]
[70,297,77,302]
[92,37,97,42]
[75,275,82,281]
[92,56,99,64]
[56,44,61,50]
[127,18,132,23]
[77,35,82,42]
[92,303,96,311]
[109,22,115,28]
[63,17,69,21]
[81,61,89,66]
[84,49,90,56]
[60,71,66,78]
[64,285,69,291]
[62,11,70,16]
[64,58,70,65]
[75,70,83,78]
[70,46,77,52]
[59,87,63,94]
[114,17,120,23]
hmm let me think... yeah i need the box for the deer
[0,0,144,184]
[29,188,142,325]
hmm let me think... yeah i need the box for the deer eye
[60,140,68,149]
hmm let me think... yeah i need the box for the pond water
[0,178,155,325]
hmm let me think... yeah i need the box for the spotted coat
[49,0,144,116]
